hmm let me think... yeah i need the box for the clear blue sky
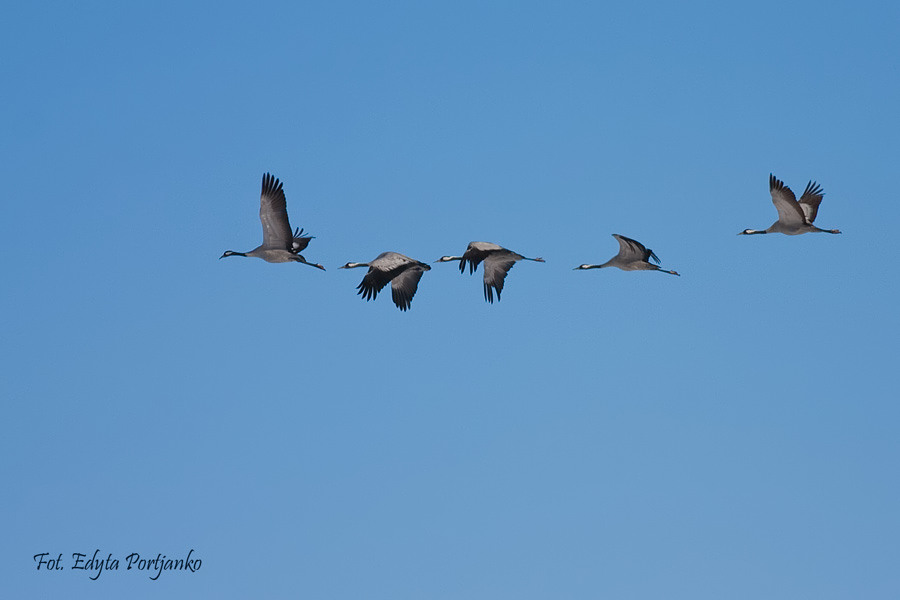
[2,1,899,598]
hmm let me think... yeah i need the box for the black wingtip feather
[769,173,784,192]
[356,281,377,301]
[484,283,501,304]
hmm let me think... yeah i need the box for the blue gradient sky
[2,1,899,598]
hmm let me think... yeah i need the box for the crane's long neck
[435,255,465,273]
[521,256,545,263]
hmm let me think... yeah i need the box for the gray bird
[339,252,431,311]
[574,234,679,276]
[221,173,325,270]
[739,174,841,236]
[436,241,545,303]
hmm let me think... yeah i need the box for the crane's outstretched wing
[612,234,657,263]
[391,265,429,311]
[769,174,807,228]
[357,268,392,301]
[259,173,293,250]
[482,252,521,303]
[798,180,825,224]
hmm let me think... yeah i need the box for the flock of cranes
[221,172,841,311]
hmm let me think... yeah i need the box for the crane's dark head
[738,228,765,235]
[220,250,246,259]
[573,264,598,270]
[338,262,365,269]
[435,255,462,263]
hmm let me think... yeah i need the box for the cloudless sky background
[2,1,899,598]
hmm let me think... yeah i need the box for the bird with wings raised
[220,173,325,269]
[739,174,841,236]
